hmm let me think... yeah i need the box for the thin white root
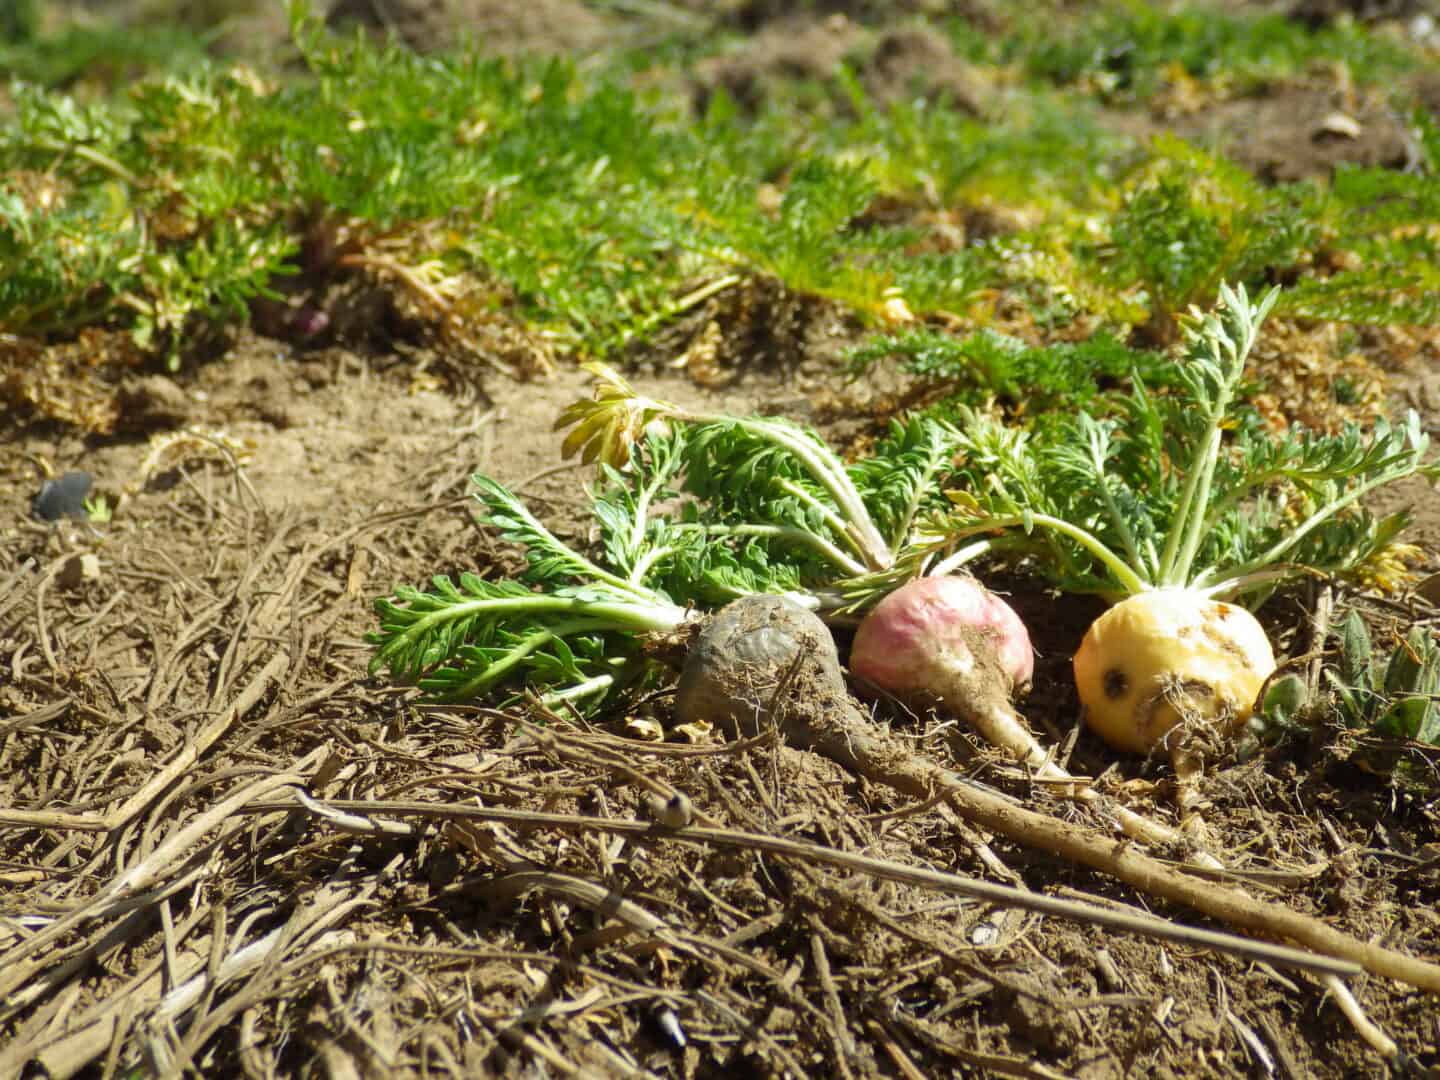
[1169,745,1210,845]
[974,702,1225,872]
[1321,975,1400,1062]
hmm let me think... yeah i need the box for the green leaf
[1382,630,1425,696]
[1261,673,1307,725]
[1324,670,1367,728]
[1419,702,1440,746]
[1338,610,1372,690]
[1373,697,1432,741]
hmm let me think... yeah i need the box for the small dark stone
[31,471,93,522]
[649,1005,687,1050]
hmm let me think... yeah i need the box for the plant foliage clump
[372,288,1437,712]
[846,325,1173,415]
[1007,4,1417,101]
[3,0,1439,413]
[936,285,1437,600]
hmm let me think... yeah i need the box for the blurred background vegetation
[3,1,1437,424]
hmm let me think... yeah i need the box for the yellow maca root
[1073,588,1276,754]
[850,579,1217,859]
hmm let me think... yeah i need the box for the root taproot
[676,595,1440,993]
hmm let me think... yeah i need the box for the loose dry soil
[3,3,1440,1078]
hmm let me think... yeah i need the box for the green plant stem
[893,444,951,550]
[380,595,689,673]
[625,458,674,570]
[1158,284,1274,586]
[1157,335,1237,586]
[1085,426,1149,581]
[481,479,661,603]
[562,553,651,601]
[947,512,1149,595]
[671,273,742,314]
[680,411,894,571]
[773,477,871,565]
[540,674,616,706]
[627,545,678,586]
[1197,469,1288,538]
[927,539,998,579]
[1162,423,1227,586]
[33,136,141,186]
[439,623,577,699]
[1194,565,1315,599]
[1201,467,1422,590]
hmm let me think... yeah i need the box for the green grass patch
[0,22,216,88]
[2,0,1437,391]
[846,326,1173,416]
[986,2,1419,100]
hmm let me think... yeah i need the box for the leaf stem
[478,477,658,602]
[539,674,616,707]
[890,431,952,549]
[945,513,1149,595]
[34,136,142,186]
[1159,283,1276,586]
[680,412,893,571]
[1163,425,1227,586]
[927,539,997,579]
[773,477,870,565]
[1082,420,1149,582]
[435,622,584,700]
[627,545,679,586]
[625,454,677,573]
[1193,566,1315,600]
[1202,465,1421,590]
[378,594,688,675]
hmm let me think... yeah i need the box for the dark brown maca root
[675,596,1440,993]
[676,593,865,743]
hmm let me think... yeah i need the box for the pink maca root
[850,575,1033,701]
[849,575,1219,861]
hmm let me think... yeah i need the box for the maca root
[673,595,1440,993]
[675,593,860,744]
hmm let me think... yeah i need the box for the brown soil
[691,16,984,117]
[324,0,623,55]
[4,5,1440,1079]
[1114,82,1421,182]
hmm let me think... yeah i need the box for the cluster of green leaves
[1,69,299,361]
[1089,137,1319,336]
[846,9,1438,341]
[371,390,971,702]
[1283,162,1440,325]
[1261,610,1440,765]
[0,0,37,45]
[990,2,1418,101]
[0,7,1004,365]
[372,286,1437,707]
[0,22,214,87]
[0,180,140,334]
[5,0,1439,400]
[1039,132,1440,339]
[1328,611,1440,744]
[936,285,1436,600]
[371,461,692,704]
[845,87,1128,218]
[846,324,1172,415]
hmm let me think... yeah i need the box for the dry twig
[240,796,1388,982]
